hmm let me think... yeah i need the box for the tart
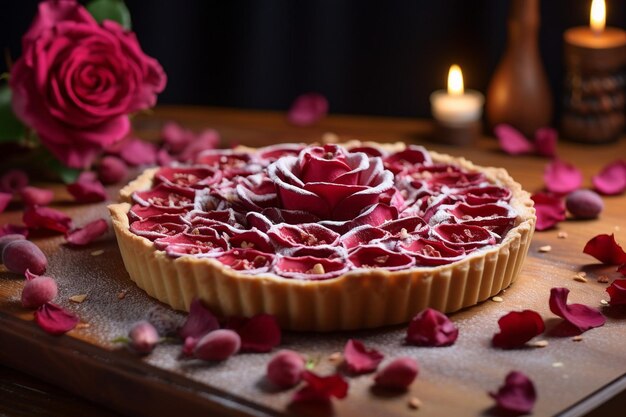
[109,140,536,331]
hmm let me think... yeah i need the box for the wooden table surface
[1,106,626,417]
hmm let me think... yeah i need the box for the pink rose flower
[10,0,166,168]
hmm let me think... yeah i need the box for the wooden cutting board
[1,107,625,417]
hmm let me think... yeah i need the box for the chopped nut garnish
[573,275,588,283]
[328,352,342,362]
[598,275,610,284]
[90,250,104,256]
[552,362,564,368]
[399,228,410,240]
[530,340,549,348]
[557,231,568,239]
[572,335,583,342]
[69,294,88,303]
[538,245,552,253]
[491,296,504,303]
[240,241,255,249]
[75,323,90,329]
[600,299,609,306]
[374,255,389,264]
[117,289,129,299]
[308,263,325,275]
[408,397,423,410]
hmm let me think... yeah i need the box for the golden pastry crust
[109,141,535,331]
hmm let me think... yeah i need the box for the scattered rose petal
[343,339,384,374]
[65,219,108,246]
[531,193,566,231]
[98,156,128,185]
[592,160,626,195]
[178,130,220,163]
[544,159,583,194]
[534,127,558,158]
[267,349,305,388]
[21,275,57,309]
[618,264,626,276]
[549,287,606,333]
[406,308,458,347]
[179,298,220,340]
[67,172,107,203]
[225,314,281,353]
[0,234,26,258]
[194,329,241,361]
[20,186,54,207]
[583,234,626,265]
[2,239,48,275]
[374,357,419,390]
[0,224,29,238]
[118,138,158,166]
[495,124,534,155]
[34,303,79,335]
[291,371,348,404]
[0,169,29,194]
[606,279,626,305]
[489,371,537,415]
[0,192,11,213]
[23,206,73,233]
[287,93,329,126]
[492,310,545,349]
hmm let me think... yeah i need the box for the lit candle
[430,65,484,126]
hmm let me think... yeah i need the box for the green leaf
[86,0,132,30]
[46,157,82,184]
[0,84,26,144]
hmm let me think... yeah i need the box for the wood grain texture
[1,106,626,417]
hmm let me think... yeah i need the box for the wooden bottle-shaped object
[486,0,553,137]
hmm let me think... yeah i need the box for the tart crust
[109,141,536,331]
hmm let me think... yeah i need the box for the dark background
[1,0,625,119]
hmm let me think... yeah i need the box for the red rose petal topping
[129,204,187,221]
[534,127,558,158]
[292,371,348,404]
[401,238,465,266]
[65,219,108,246]
[0,169,29,194]
[129,215,187,241]
[384,146,432,173]
[155,166,220,189]
[618,264,626,275]
[0,224,28,238]
[549,287,606,333]
[489,371,537,415]
[179,298,220,340]
[20,186,54,207]
[340,225,389,250]
[346,203,398,232]
[0,192,10,213]
[432,223,496,250]
[459,186,512,205]
[583,233,626,265]
[217,249,274,273]
[544,159,583,194]
[531,192,566,231]
[275,255,348,280]
[257,143,306,162]
[495,124,534,155]
[225,314,281,353]
[492,310,545,349]
[607,279,626,305]
[34,303,79,335]
[374,357,419,390]
[343,339,384,374]
[228,229,274,253]
[406,308,458,347]
[67,172,106,203]
[118,138,158,166]
[23,206,73,233]
[287,92,328,126]
[349,246,415,271]
[380,216,428,237]
[592,160,626,195]
[133,183,195,209]
[268,223,340,248]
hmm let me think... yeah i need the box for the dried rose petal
[343,339,384,374]
[178,130,221,163]
[348,246,415,271]
[592,160,626,195]
[65,219,108,246]
[544,159,583,194]
[0,192,11,213]
[534,127,558,158]
[458,186,512,205]
[492,310,545,349]
[0,234,26,259]
[129,204,187,221]
[98,156,128,185]
[583,234,626,265]
[194,329,241,361]
[179,298,220,340]
[20,186,54,207]
[23,206,73,233]
[549,287,606,333]
[406,308,458,347]
[287,93,328,126]
[291,371,348,404]
[34,303,79,335]
[133,183,195,209]
[401,238,465,266]
[266,349,305,388]
[162,121,193,153]
[225,314,281,353]
[619,264,626,275]
[432,223,496,250]
[531,192,566,231]
[340,225,389,250]
[383,146,431,173]
[217,249,274,273]
[118,138,158,166]
[129,215,187,241]
[489,371,537,415]
[275,256,348,280]
[607,279,626,305]
[67,172,107,203]
[495,124,534,155]
[374,357,419,390]
[2,239,48,275]
[0,169,29,194]
[21,275,57,309]
[0,224,28,238]
[268,223,340,248]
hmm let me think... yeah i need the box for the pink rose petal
[531,192,566,231]
[225,314,281,353]
[179,298,220,340]
[0,224,29,238]
[406,308,458,347]
[489,371,537,415]
[607,279,626,305]
[495,124,534,155]
[67,172,107,203]
[343,339,384,374]
[492,310,545,349]
[98,156,128,185]
[34,302,79,336]
[534,127,558,158]
[65,219,108,246]
[592,160,626,195]
[118,138,158,166]
[0,169,29,194]
[20,186,54,207]
[549,287,606,333]
[373,357,419,390]
[543,159,583,194]
[287,93,328,126]
[583,233,626,265]
[23,206,73,233]
[0,192,11,213]
[291,371,348,404]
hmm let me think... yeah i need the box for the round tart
[109,140,536,331]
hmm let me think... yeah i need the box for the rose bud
[374,357,419,390]
[21,275,58,309]
[566,189,604,220]
[98,156,128,185]
[266,349,305,388]
[194,329,241,361]
[128,321,160,354]
[2,239,48,275]
[0,234,26,262]
[0,169,29,194]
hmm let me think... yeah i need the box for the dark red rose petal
[347,203,398,231]
[0,169,29,194]
[23,206,73,233]
[228,229,274,253]
[67,172,106,203]
[495,124,534,156]
[129,204,187,221]
[0,192,10,213]
[340,225,389,250]
[275,256,348,280]
[155,166,220,189]
[133,184,195,209]
[287,93,328,126]
[401,238,465,266]
[179,298,220,340]
[65,219,108,246]
[291,371,348,404]
[225,314,281,353]
[374,357,419,390]
[268,223,340,248]
[492,310,545,349]
[34,303,79,336]
[583,233,626,265]
[458,186,512,205]
[531,192,566,231]
[489,371,537,415]
[129,215,187,241]
[549,287,606,333]
[217,249,274,273]
[349,245,415,271]
[592,160,626,196]
[534,127,558,158]
[343,339,384,374]
[20,186,54,207]
[0,224,28,238]
[384,146,432,173]
[257,143,306,162]
[544,159,583,194]
[432,223,496,250]
[406,308,458,347]
[447,202,516,236]
[607,279,626,305]
[380,216,428,237]
[619,264,626,275]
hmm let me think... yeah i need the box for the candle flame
[447,65,464,96]
[590,0,606,34]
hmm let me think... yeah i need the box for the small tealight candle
[430,65,484,145]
